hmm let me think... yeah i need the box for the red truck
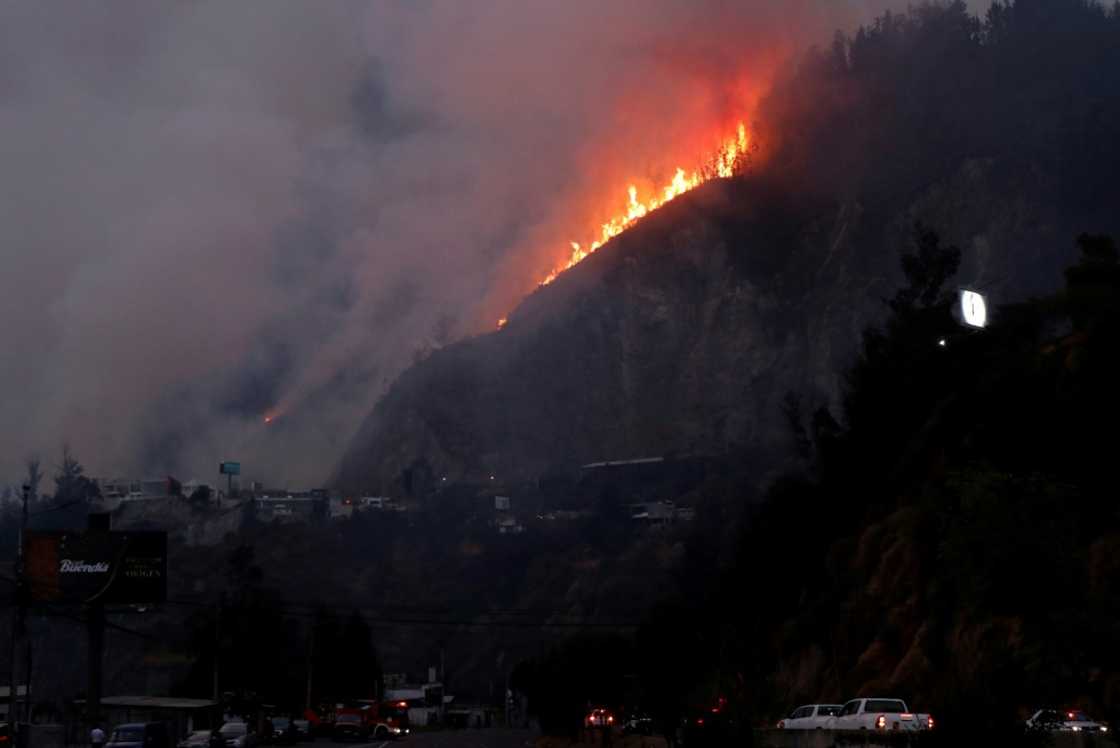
[336,701,410,740]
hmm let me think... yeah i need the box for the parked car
[177,731,214,748]
[778,704,843,729]
[291,721,312,742]
[331,714,368,742]
[269,719,294,745]
[217,721,256,748]
[622,713,653,735]
[584,708,615,728]
[107,723,171,748]
[828,698,933,732]
[1026,709,1109,733]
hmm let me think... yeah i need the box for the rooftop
[75,696,218,711]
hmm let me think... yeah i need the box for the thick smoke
[0,1,913,487]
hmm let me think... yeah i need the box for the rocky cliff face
[335,154,1084,494]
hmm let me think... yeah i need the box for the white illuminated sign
[960,290,988,328]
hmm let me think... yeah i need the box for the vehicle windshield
[818,706,841,716]
[865,700,907,713]
[219,724,246,736]
[272,719,289,729]
[1066,711,1091,722]
[111,729,144,743]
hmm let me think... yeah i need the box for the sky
[0,0,929,489]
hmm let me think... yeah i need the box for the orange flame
[537,121,752,288]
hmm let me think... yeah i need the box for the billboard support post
[86,602,104,723]
[219,463,240,503]
[85,512,109,724]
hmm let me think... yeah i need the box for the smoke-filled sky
[0,1,927,488]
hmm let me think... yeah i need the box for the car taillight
[876,715,886,730]
[777,720,784,729]
[928,715,935,729]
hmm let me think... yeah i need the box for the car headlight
[1071,726,1081,732]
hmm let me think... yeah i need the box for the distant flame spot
[497,317,508,329]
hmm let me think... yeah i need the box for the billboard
[23,531,167,605]
[958,289,989,329]
[219,462,241,475]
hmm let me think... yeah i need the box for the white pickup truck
[828,698,934,732]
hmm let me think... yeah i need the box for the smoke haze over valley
[0,1,924,485]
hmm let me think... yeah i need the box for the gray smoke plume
[0,1,920,487]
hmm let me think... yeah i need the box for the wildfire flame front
[539,121,752,288]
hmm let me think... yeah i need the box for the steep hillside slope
[335,159,1080,493]
[336,2,1120,495]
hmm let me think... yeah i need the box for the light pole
[7,484,30,735]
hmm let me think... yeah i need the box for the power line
[0,574,160,643]
[1,567,648,632]
[28,499,87,517]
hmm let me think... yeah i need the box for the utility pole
[304,620,314,713]
[212,599,222,703]
[8,484,30,736]
[22,638,31,725]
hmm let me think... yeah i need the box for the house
[496,516,524,535]
[254,496,326,523]
[629,500,677,527]
[0,685,27,722]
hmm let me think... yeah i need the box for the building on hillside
[95,477,192,503]
[358,496,386,510]
[254,496,327,524]
[445,701,498,729]
[631,499,672,528]
[496,516,524,535]
[330,497,354,519]
[0,685,27,722]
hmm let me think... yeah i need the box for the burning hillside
[539,122,755,287]
[498,118,757,329]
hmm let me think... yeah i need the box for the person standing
[90,724,106,748]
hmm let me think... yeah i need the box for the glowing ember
[537,121,752,288]
[497,317,508,329]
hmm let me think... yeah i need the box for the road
[295,731,537,748]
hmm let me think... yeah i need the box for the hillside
[335,162,1086,494]
[336,1,1120,496]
